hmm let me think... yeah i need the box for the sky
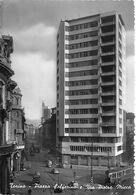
[0,0,135,119]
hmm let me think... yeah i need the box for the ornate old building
[10,87,26,173]
[0,35,22,194]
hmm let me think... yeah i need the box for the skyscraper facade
[56,11,126,168]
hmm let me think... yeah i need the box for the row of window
[66,30,98,41]
[70,155,99,161]
[65,79,98,87]
[65,108,98,115]
[65,118,98,124]
[70,137,120,143]
[65,128,98,134]
[65,59,98,68]
[102,128,116,134]
[66,21,98,31]
[66,50,98,59]
[65,69,98,77]
[65,99,98,105]
[65,88,98,96]
[70,146,112,152]
[66,40,98,50]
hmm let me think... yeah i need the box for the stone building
[38,108,56,152]
[10,87,26,173]
[41,101,51,123]
[0,35,17,194]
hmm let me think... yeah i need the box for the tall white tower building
[56,11,126,168]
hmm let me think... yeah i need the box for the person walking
[27,187,32,195]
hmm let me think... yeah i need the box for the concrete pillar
[88,156,91,166]
[98,156,101,166]
[78,156,81,165]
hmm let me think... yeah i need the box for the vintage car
[32,172,40,185]
[68,181,79,188]
[51,168,60,174]
[46,160,53,168]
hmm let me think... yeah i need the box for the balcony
[101,72,115,76]
[101,25,115,36]
[101,86,116,96]
[0,143,16,156]
[101,66,115,76]
[101,82,115,86]
[101,55,115,66]
[101,16,115,26]
[100,35,115,46]
[0,58,14,78]
[101,102,116,106]
[101,92,115,96]
[101,112,116,116]
[101,123,116,127]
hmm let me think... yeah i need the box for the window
[65,118,98,124]
[66,59,98,68]
[69,31,98,41]
[117,146,122,151]
[67,69,98,77]
[66,79,98,87]
[67,40,98,50]
[119,70,122,77]
[65,99,98,105]
[119,118,122,123]
[69,21,98,31]
[66,88,98,96]
[119,99,122,105]
[119,108,122,114]
[119,89,122,96]
[67,50,98,59]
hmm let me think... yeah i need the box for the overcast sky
[1,0,135,119]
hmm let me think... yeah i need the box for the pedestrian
[28,187,32,195]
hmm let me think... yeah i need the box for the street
[10,150,133,195]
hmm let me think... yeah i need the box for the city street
[10,150,133,195]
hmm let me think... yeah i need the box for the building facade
[40,107,56,151]
[41,101,51,124]
[10,87,25,173]
[126,112,135,133]
[56,12,126,168]
[0,35,17,194]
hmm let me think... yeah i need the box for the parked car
[51,168,60,174]
[47,160,52,168]
[32,172,40,185]
[54,184,63,193]
[68,181,79,188]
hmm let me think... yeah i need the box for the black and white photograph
[0,0,135,194]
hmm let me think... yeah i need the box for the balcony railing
[101,123,116,126]
[0,143,16,156]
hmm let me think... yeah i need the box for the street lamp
[107,147,110,171]
[90,142,93,185]
[85,142,94,185]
